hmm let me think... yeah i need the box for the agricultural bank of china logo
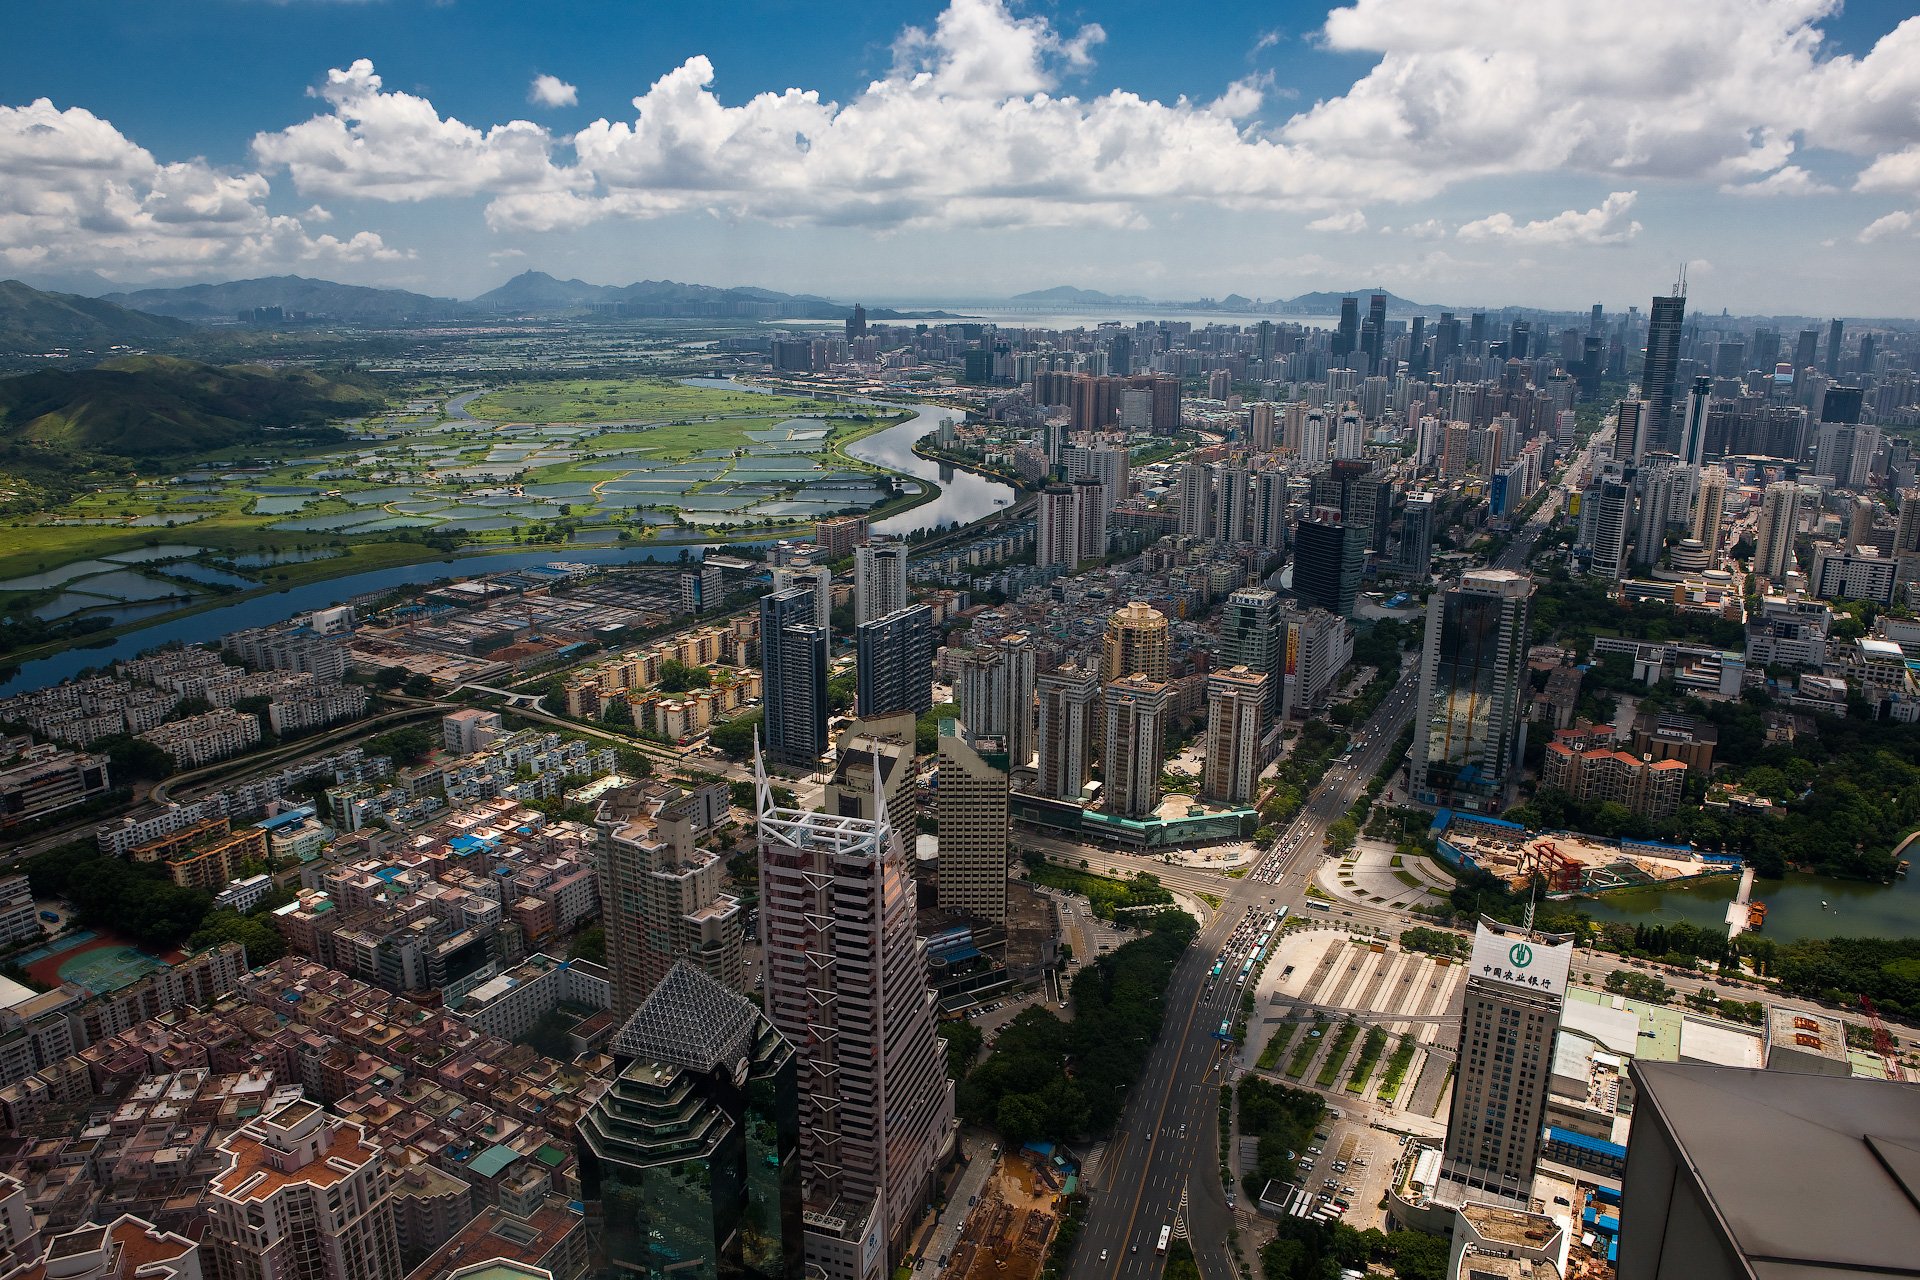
[1509,942,1534,969]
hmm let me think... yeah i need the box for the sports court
[16,929,168,995]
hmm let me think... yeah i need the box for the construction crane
[1859,994,1904,1082]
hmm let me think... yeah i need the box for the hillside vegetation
[0,280,193,352]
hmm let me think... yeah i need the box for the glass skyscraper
[1411,569,1534,813]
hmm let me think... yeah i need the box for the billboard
[1468,923,1573,997]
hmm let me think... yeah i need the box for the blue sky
[5,0,1920,315]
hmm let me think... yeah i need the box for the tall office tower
[1073,475,1109,561]
[1035,663,1099,803]
[1819,384,1864,426]
[824,713,918,845]
[1754,480,1803,582]
[853,540,910,625]
[755,753,954,1280]
[1109,330,1132,377]
[855,604,934,719]
[761,587,828,768]
[1100,601,1171,683]
[1036,484,1080,570]
[1585,478,1633,581]
[1278,606,1354,722]
[1254,471,1291,551]
[206,1099,403,1280]
[1292,512,1363,618]
[1220,587,1283,717]
[599,784,746,1017]
[935,718,1010,922]
[1440,919,1574,1199]
[1201,666,1267,806]
[1644,288,1686,451]
[1616,397,1650,467]
[582,963,804,1280]
[1411,569,1534,814]
[1434,311,1461,363]
[1334,297,1359,360]
[1678,375,1713,467]
[1826,317,1845,375]
[1400,490,1437,577]
[1254,319,1276,370]
[1176,461,1211,538]
[1589,302,1604,337]
[1508,319,1532,360]
[1794,326,1820,375]
[772,562,832,630]
[1468,312,1487,354]
[1101,675,1170,818]
[1215,465,1250,544]
[1334,408,1366,460]
[1249,401,1277,452]
[1407,315,1427,374]
[1362,293,1387,369]
[1692,467,1727,553]
[1299,409,1330,463]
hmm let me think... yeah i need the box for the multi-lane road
[1067,469,1575,1280]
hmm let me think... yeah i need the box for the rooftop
[609,959,765,1075]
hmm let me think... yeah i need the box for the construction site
[1435,813,1739,895]
[943,1152,1070,1280]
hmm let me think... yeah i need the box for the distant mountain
[11,270,130,298]
[102,275,469,323]
[473,270,613,311]
[0,280,195,353]
[0,355,383,458]
[1009,285,1153,305]
[473,270,853,319]
[1276,289,1433,314]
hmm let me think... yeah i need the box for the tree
[658,659,712,693]
[708,710,764,761]
[97,734,175,782]
[364,725,436,766]
[189,909,287,964]
[1326,817,1358,853]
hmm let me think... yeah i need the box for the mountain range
[0,281,194,352]
[1009,284,1434,313]
[101,276,468,323]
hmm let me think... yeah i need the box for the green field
[465,378,828,424]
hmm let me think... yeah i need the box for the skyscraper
[581,963,804,1280]
[1411,569,1534,814]
[1362,293,1387,370]
[1678,375,1713,467]
[1441,919,1573,1199]
[1254,471,1291,551]
[952,633,1035,766]
[853,539,910,625]
[1617,398,1651,468]
[1176,461,1211,538]
[1755,480,1803,582]
[1399,491,1437,578]
[756,751,954,1280]
[1220,587,1283,717]
[1292,511,1363,618]
[1201,666,1267,807]
[935,718,1010,923]
[1035,663,1099,804]
[1826,316,1845,376]
[1692,467,1727,553]
[1101,675,1169,819]
[855,604,934,719]
[1100,601,1171,684]
[761,587,828,768]
[824,714,918,845]
[1036,483,1080,570]
[206,1099,403,1280]
[1584,478,1632,582]
[1334,296,1359,361]
[1073,474,1108,562]
[1643,289,1686,452]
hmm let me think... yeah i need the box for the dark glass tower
[1334,296,1359,361]
[761,587,827,766]
[1643,291,1687,452]
[1292,513,1362,618]
[855,604,934,719]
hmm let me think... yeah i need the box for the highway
[1067,465,1574,1280]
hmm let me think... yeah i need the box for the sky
[5,0,1920,315]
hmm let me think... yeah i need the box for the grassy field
[1286,1019,1329,1078]
[464,378,827,424]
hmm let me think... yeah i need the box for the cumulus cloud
[528,74,578,109]
[1857,210,1915,242]
[1854,145,1920,195]
[1456,191,1642,245]
[1720,165,1835,196]
[0,97,402,277]
[1307,210,1367,233]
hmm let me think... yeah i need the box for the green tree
[189,909,287,964]
[708,710,764,761]
[658,659,712,693]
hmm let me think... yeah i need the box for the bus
[1217,1018,1233,1040]
[1307,899,1333,911]
[1210,961,1223,978]
[1156,1226,1172,1254]
[1274,906,1290,926]
[1240,957,1255,977]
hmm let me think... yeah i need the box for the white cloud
[1456,191,1642,245]
[1400,218,1447,239]
[1857,210,1915,242]
[528,74,578,109]
[890,0,1104,99]
[1720,165,1836,196]
[1254,30,1283,52]
[1854,145,1920,195]
[0,97,402,278]
[1306,210,1367,233]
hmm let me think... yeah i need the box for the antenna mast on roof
[1673,263,1688,298]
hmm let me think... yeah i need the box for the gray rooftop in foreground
[610,960,760,1075]
[1631,1062,1920,1279]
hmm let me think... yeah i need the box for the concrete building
[205,1098,402,1280]
[1753,480,1804,583]
[7,1215,200,1280]
[1539,742,1687,820]
[1100,602,1170,684]
[755,752,954,1280]
[1035,485,1081,571]
[1616,1063,1920,1280]
[442,709,502,755]
[855,605,934,719]
[823,716,919,847]
[1292,512,1363,618]
[1413,571,1535,814]
[1101,676,1170,820]
[935,719,1010,924]
[0,738,110,829]
[1441,919,1573,1200]
[1034,664,1099,805]
[1279,607,1354,722]
[1219,588,1282,718]
[1810,542,1898,606]
[1201,667,1267,807]
[853,540,910,626]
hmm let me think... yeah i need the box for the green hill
[0,280,194,352]
[0,355,384,458]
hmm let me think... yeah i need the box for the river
[1574,865,1920,943]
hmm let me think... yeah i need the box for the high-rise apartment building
[1073,475,1109,562]
[1100,602,1171,684]
[1440,919,1573,1199]
[1644,289,1686,451]
[855,604,934,720]
[1066,443,1130,516]
[1411,570,1534,814]
[1692,467,1726,552]
[1754,480,1803,583]
[1034,663,1099,804]
[1677,375,1712,467]
[760,587,828,767]
[853,540,910,625]
[206,1099,403,1280]
[1279,606,1354,722]
[935,718,1010,923]
[755,755,954,1280]
[1292,512,1363,618]
[952,634,1035,767]
[597,783,746,1017]
[771,562,832,630]
[1101,675,1169,819]
[1201,666,1267,807]
[1036,484,1081,570]
[1176,462,1211,539]
[580,963,804,1280]
[1219,588,1282,717]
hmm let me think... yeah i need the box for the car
[1100,1251,1109,1262]
[1130,1245,1138,1255]
[968,1196,976,1205]
[916,1260,925,1270]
